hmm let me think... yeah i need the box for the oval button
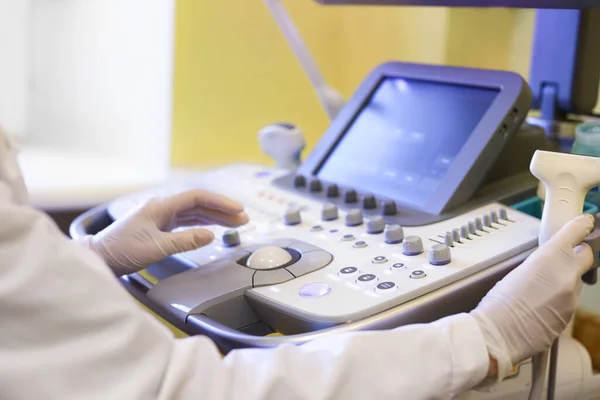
[299,282,331,298]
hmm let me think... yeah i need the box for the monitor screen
[316,77,500,208]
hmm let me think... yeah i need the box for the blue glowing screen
[317,77,499,207]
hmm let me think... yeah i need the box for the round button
[353,241,368,248]
[341,234,355,242]
[366,216,385,234]
[384,224,404,244]
[356,274,378,285]
[310,225,323,232]
[391,262,405,270]
[382,201,397,216]
[293,175,306,188]
[403,235,424,256]
[339,266,359,277]
[246,246,292,270]
[375,281,398,294]
[321,203,339,221]
[410,270,426,279]
[362,195,376,210]
[429,244,451,266]
[344,189,358,203]
[372,256,388,264]
[309,179,322,192]
[284,208,301,225]
[299,282,331,298]
[222,229,241,247]
[345,209,363,226]
[326,184,340,198]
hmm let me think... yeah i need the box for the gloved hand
[471,213,595,381]
[83,189,249,276]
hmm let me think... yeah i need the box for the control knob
[384,224,404,244]
[344,189,358,203]
[321,204,339,221]
[362,195,376,210]
[429,244,451,266]
[309,179,322,192]
[293,175,306,188]
[222,229,241,247]
[444,232,453,247]
[284,208,302,225]
[366,216,385,234]
[382,201,397,216]
[345,209,363,226]
[403,236,423,256]
[326,184,339,198]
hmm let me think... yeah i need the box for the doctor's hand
[84,189,249,276]
[471,213,595,380]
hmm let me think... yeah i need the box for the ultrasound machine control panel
[107,62,539,336]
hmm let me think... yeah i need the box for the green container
[571,121,600,209]
[512,196,598,219]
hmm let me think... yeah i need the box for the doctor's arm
[0,177,593,400]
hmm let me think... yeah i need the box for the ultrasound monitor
[316,77,500,209]
[275,62,532,224]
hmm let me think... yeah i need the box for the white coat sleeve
[0,181,490,400]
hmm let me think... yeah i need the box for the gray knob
[452,229,461,243]
[403,235,423,256]
[326,184,339,198]
[468,221,476,235]
[309,179,322,192]
[460,225,469,240]
[444,232,453,247]
[284,208,301,225]
[382,201,397,216]
[222,229,241,247]
[293,175,306,188]
[490,211,498,224]
[321,204,338,221]
[344,189,358,203]
[384,224,404,244]
[345,209,363,227]
[483,214,492,227]
[362,195,376,210]
[475,217,483,231]
[366,216,385,234]
[429,244,451,266]
[499,208,508,220]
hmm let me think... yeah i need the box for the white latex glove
[471,213,595,380]
[81,189,249,276]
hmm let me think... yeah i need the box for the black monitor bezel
[314,0,600,8]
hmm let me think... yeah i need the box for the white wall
[9,0,175,181]
[0,0,30,138]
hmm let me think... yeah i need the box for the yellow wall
[170,4,598,167]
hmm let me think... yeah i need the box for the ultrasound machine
[71,1,600,399]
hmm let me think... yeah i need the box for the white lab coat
[0,163,491,399]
